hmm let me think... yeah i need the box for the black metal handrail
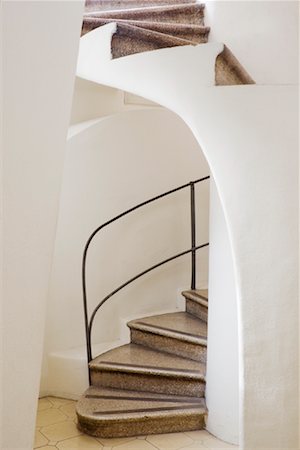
[82,175,210,382]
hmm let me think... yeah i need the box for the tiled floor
[35,396,239,450]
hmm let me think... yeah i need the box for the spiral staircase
[76,0,254,439]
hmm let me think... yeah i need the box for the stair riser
[112,34,186,59]
[130,329,207,362]
[91,370,205,398]
[186,300,208,322]
[77,411,206,438]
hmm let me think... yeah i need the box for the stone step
[89,343,206,397]
[85,0,198,13]
[84,3,205,26]
[128,312,207,362]
[182,289,208,322]
[110,23,195,59]
[215,45,255,85]
[77,386,207,437]
[82,17,210,43]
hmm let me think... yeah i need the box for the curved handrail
[82,175,210,375]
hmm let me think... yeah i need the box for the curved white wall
[206,178,239,444]
[76,17,298,449]
[41,108,210,397]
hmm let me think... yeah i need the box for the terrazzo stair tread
[84,3,205,26]
[128,311,207,361]
[128,311,207,342]
[90,343,206,397]
[90,343,205,378]
[182,289,208,321]
[77,386,207,437]
[215,45,255,86]
[82,17,209,43]
[85,0,198,12]
[111,23,195,59]
[182,289,208,307]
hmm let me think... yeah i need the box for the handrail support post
[190,182,196,290]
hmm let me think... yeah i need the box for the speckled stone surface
[78,289,209,437]
[128,312,207,361]
[128,312,207,341]
[82,17,210,43]
[91,369,205,397]
[182,289,208,304]
[215,45,255,85]
[111,23,195,58]
[90,343,205,378]
[77,386,207,437]
[85,0,198,13]
[89,343,205,397]
[84,3,205,25]
[131,328,207,362]
[186,299,208,322]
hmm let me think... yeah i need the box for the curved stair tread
[77,386,207,419]
[90,343,206,380]
[128,311,207,345]
[182,289,208,307]
[111,22,195,59]
[77,386,207,437]
[82,17,210,43]
[85,0,198,13]
[84,3,205,26]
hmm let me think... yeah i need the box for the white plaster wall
[70,78,125,124]
[70,77,159,125]
[76,24,299,448]
[205,0,299,85]
[41,108,210,397]
[1,1,84,448]
[206,178,239,444]
[0,2,3,447]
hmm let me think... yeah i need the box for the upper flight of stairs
[76,289,208,437]
[81,0,254,85]
[82,0,209,58]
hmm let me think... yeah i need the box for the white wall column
[1,2,84,448]
[206,178,239,444]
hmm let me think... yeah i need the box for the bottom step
[76,386,207,438]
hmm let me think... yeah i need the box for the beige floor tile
[179,444,207,450]
[202,435,238,449]
[57,435,103,448]
[97,437,136,447]
[184,430,208,441]
[60,402,77,419]
[34,430,49,448]
[41,420,82,442]
[48,397,75,408]
[36,447,58,450]
[38,398,53,412]
[36,409,68,427]
[115,440,157,450]
[147,432,193,449]
[137,436,147,439]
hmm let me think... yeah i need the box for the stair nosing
[182,290,208,306]
[90,359,205,380]
[128,319,207,345]
[113,22,196,46]
[84,2,205,17]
